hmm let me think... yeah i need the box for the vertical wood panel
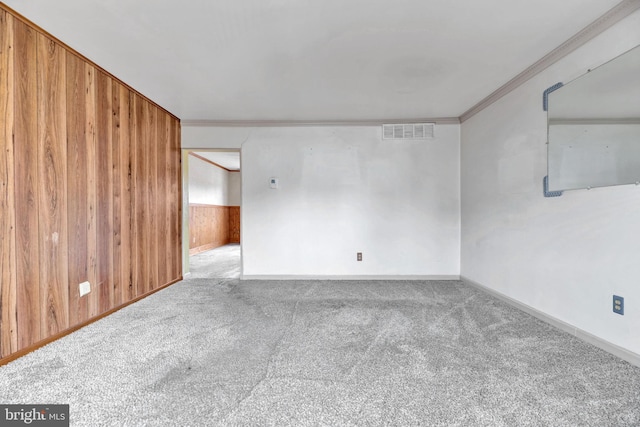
[121,88,134,303]
[164,115,174,282]
[156,112,167,287]
[177,121,182,279]
[96,70,113,312]
[0,10,18,357]
[229,206,241,243]
[111,81,122,307]
[85,63,98,319]
[132,94,147,297]
[147,104,158,290]
[171,120,181,279]
[168,119,176,279]
[13,19,40,348]
[37,33,69,337]
[66,53,89,326]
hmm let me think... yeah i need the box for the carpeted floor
[1,245,639,426]
[188,244,241,279]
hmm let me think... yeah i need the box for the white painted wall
[183,124,460,278]
[182,126,248,149]
[228,172,241,206]
[239,125,460,278]
[188,155,229,205]
[461,10,640,355]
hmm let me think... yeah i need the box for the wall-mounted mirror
[547,44,640,192]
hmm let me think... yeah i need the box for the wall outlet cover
[613,295,624,315]
[79,281,91,297]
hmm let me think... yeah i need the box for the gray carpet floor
[1,244,639,426]
[188,244,241,279]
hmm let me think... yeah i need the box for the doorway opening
[182,149,241,279]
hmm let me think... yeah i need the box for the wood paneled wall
[229,206,240,244]
[189,205,240,254]
[0,6,182,362]
[190,205,228,254]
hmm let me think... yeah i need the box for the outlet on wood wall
[0,6,182,361]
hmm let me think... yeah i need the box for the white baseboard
[240,274,460,281]
[461,275,640,368]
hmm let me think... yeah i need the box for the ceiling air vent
[382,123,435,140]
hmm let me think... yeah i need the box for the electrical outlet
[79,281,91,297]
[357,252,362,261]
[613,295,624,315]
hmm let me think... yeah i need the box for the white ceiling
[194,152,241,171]
[4,0,623,121]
